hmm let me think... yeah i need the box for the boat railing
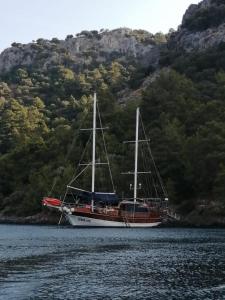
[167,209,181,220]
[122,215,130,227]
[120,210,161,219]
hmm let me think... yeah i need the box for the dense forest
[0,0,225,222]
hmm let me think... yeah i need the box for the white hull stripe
[67,214,161,228]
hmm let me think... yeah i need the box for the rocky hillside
[0,0,225,75]
[0,28,165,74]
[1,0,225,225]
[169,0,225,52]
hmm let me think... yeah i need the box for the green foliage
[141,68,225,204]
[0,99,48,153]
[154,32,167,44]
[1,31,225,218]
[183,4,225,31]
[130,30,167,45]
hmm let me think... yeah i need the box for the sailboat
[42,93,168,227]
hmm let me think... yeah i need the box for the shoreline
[0,211,67,226]
[0,213,225,228]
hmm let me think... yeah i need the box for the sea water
[0,225,225,300]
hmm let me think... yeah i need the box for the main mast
[91,93,97,211]
[134,107,139,203]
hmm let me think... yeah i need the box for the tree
[0,99,48,153]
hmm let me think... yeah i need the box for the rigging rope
[97,101,116,192]
[140,113,168,198]
[68,133,92,186]
[47,110,90,197]
[140,142,151,199]
[68,162,91,187]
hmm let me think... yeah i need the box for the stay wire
[140,113,168,198]
[96,100,115,192]
[48,109,90,197]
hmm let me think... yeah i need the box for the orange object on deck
[42,197,61,207]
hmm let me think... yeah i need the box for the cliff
[0,28,163,74]
[169,0,225,52]
[1,1,225,75]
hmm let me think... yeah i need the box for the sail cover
[69,189,119,205]
[94,192,119,205]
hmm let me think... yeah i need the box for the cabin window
[120,204,149,212]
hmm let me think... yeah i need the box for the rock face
[169,0,225,52]
[0,28,161,74]
[1,0,224,74]
[170,23,225,52]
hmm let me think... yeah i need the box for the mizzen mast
[134,107,140,203]
[91,92,97,211]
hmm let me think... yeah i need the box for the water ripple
[0,225,225,299]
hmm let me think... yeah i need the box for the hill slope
[0,0,225,225]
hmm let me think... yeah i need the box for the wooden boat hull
[66,212,161,228]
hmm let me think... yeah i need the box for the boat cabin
[119,201,149,213]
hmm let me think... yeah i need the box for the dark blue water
[0,225,225,300]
